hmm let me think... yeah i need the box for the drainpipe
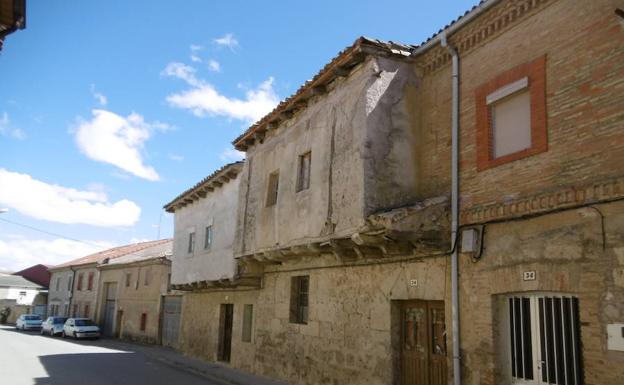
[441,30,461,385]
[68,266,75,317]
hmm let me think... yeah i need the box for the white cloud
[189,44,204,63]
[90,84,108,106]
[0,168,141,227]
[0,237,114,272]
[168,153,184,162]
[208,59,221,72]
[190,55,202,63]
[164,64,279,122]
[219,147,245,162]
[214,33,238,50]
[74,109,162,181]
[0,112,26,140]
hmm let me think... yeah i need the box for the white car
[62,318,101,339]
[16,314,43,330]
[41,316,68,336]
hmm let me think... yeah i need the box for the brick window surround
[475,55,547,171]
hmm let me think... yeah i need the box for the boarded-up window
[242,304,253,342]
[188,232,196,253]
[125,272,131,287]
[490,90,531,159]
[87,272,94,291]
[289,276,309,324]
[140,313,147,331]
[296,151,311,192]
[266,171,279,207]
[77,273,84,291]
[204,225,213,250]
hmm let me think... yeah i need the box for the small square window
[204,225,213,250]
[475,55,547,170]
[188,232,196,254]
[296,151,311,192]
[289,276,309,324]
[266,171,279,207]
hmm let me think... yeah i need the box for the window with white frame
[204,225,213,250]
[505,293,583,385]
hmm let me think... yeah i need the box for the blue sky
[0,0,478,271]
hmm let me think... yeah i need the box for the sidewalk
[100,338,290,385]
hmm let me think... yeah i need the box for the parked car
[15,314,42,330]
[62,318,100,339]
[40,316,68,336]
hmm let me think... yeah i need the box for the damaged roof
[164,161,244,213]
[232,36,416,151]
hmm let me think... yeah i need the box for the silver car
[15,314,42,330]
[62,318,100,339]
[41,316,68,336]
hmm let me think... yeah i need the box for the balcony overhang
[236,196,450,265]
[170,276,262,292]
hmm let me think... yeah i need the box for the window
[144,268,151,286]
[18,291,26,297]
[87,272,94,291]
[475,55,547,170]
[266,171,279,207]
[55,277,60,291]
[204,225,213,250]
[77,273,84,291]
[296,151,311,192]
[67,275,73,291]
[242,304,253,342]
[84,304,90,318]
[140,313,147,332]
[188,232,196,254]
[167,273,171,292]
[125,272,132,288]
[289,276,309,324]
[505,294,583,385]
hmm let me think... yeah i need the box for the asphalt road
[0,325,224,385]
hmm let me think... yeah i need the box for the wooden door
[218,304,234,362]
[161,296,182,347]
[401,300,447,385]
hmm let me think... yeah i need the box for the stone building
[48,239,172,319]
[94,240,172,343]
[164,162,250,353]
[166,1,624,385]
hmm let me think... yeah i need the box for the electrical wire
[0,217,105,249]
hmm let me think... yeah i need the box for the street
[0,325,226,385]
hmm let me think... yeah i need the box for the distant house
[0,272,45,322]
[94,241,172,343]
[48,239,172,319]
[13,264,51,288]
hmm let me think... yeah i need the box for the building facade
[94,241,172,343]
[166,1,624,385]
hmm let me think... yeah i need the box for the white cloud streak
[219,147,245,162]
[0,112,26,140]
[0,237,114,272]
[74,110,162,181]
[163,62,279,123]
[90,84,108,106]
[0,168,141,227]
[208,60,221,72]
[214,33,238,49]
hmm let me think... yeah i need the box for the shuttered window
[508,294,583,385]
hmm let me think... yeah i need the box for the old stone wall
[179,255,448,385]
[71,265,99,318]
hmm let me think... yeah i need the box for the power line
[0,217,106,249]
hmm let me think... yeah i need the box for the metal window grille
[509,295,583,385]
[289,276,309,324]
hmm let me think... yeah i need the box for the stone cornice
[417,0,554,75]
[461,176,624,225]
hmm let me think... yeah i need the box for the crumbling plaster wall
[235,56,425,256]
[172,176,240,284]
